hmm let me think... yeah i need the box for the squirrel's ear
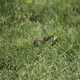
[51,36,58,46]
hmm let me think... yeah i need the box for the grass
[0,0,80,80]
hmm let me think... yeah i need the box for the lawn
[0,0,80,80]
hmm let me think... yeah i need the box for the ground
[0,0,80,80]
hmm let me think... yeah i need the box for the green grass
[0,0,80,80]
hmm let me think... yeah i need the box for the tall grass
[0,0,80,80]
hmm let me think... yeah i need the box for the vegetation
[0,0,80,80]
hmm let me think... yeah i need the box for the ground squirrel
[33,35,57,47]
